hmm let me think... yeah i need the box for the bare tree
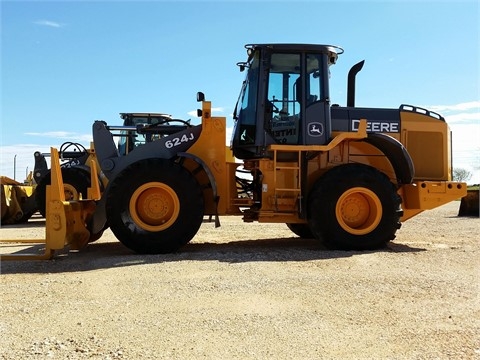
[453,168,473,182]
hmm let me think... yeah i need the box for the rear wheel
[286,223,314,238]
[35,167,91,217]
[106,158,204,254]
[308,164,402,250]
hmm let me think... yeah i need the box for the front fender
[178,152,221,227]
[93,121,202,180]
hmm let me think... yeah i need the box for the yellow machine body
[186,100,466,225]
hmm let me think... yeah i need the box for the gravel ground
[0,201,479,359]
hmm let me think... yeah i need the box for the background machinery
[29,113,189,218]
[0,174,36,225]
[2,43,467,258]
[1,113,176,225]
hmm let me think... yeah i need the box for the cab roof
[120,113,172,118]
[246,43,343,53]
[245,43,344,63]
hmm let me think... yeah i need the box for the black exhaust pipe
[347,60,365,107]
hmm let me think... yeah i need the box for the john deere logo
[308,122,323,137]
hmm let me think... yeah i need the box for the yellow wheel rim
[335,187,382,235]
[129,182,180,232]
[63,184,80,201]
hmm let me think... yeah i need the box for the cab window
[267,53,301,144]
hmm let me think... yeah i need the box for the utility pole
[14,154,17,181]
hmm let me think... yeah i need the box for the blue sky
[1,0,479,183]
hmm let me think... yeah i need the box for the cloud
[421,101,480,126]
[34,20,65,28]
[24,131,91,142]
[445,112,480,124]
[427,101,480,113]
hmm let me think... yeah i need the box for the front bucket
[458,189,479,217]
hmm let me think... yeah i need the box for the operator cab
[232,43,343,159]
[120,112,173,127]
[117,113,173,155]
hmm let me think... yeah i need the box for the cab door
[303,53,331,145]
[265,51,332,146]
[265,52,301,145]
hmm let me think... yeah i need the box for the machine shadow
[0,217,46,228]
[0,236,425,274]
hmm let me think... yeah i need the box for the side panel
[304,102,329,144]
[400,111,451,181]
[331,106,401,135]
[332,106,452,181]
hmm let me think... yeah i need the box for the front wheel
[35,167,91,217]
[308,164,402,250]
[106,158,204,254]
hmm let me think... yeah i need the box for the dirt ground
[0,201,479,359]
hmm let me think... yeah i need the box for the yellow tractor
[1,43,467,259]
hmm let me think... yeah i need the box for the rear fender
[363,133,415,184]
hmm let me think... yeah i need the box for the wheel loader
[1,43,467,259]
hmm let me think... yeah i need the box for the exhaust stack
[347,60,365,107]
